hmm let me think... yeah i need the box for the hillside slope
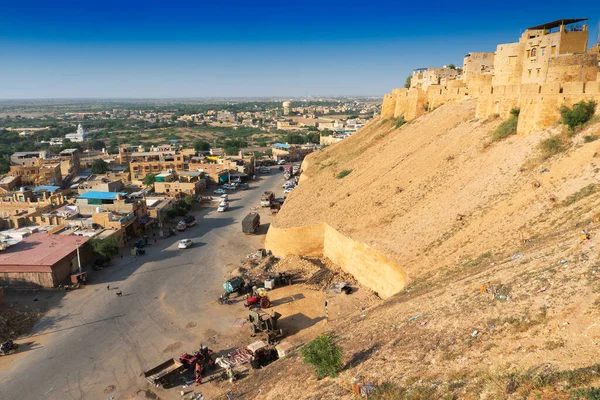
[223,100,600,399]
[275,100,600,281]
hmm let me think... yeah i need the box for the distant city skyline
[1,0,599,99]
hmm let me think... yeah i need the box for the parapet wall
[265,223,407,298]
[382,78,600,134]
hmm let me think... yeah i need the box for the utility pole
[76,241,82,274]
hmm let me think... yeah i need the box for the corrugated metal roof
[33,185,61,193]
[273,143,291,149]
[0,233,89,269]
[77,191,127,200]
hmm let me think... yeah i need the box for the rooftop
[33,185,61,193]
[0,233,89,270]
[177,171,201,177]
[131,151,175,157]
[59,148,79,155]
[527,18,588,30]
[272,143,292,149]
[77,191,127,200]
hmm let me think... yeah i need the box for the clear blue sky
[1,0,598,99]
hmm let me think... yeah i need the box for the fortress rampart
[382,19,600,134]
[382,77,600,135]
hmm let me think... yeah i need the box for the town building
[58,148,81,177]
[153,171,206,197]
[129,150,188,181]
[8,162,62,187]
[0,233,92,288]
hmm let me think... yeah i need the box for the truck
[260,191,274,207]
[143,358,185,387]
[242,212,260,234]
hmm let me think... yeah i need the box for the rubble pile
[0,304,42,342]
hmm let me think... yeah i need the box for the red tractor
[244,294,271,309]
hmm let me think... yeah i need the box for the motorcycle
[218,293,233,305]
[0,339,18,355]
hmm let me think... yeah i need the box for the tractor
[244,287,271,308]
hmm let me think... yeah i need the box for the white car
[284,188,294,194]
[277,160,286,165]
[220,194,229,202]
[178,239,193,249]
[217,202,229,212]
[214,188,226,195]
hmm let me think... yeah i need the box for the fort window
[551,45,556,55]
[527,49,531,58]
[530,48,537,57]
[536,69,540,77]
[541,47,546,56]
[528,70,532,78]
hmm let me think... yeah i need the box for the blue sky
[1,0,598,99]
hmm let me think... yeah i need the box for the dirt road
[0,169,284,400]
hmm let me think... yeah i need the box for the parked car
[223,184,235,190]
[284,188,294,194]
[184,215,196,227]
[277,160,286,165]
[214,188,226,195]
[275,197,285,204]
[240,183,249,190]
[220,194,229,201]
[217,202,229,212]
[178,239,193,249]
[177,221,187,231]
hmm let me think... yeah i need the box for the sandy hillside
[217,100,600,399]
[276,100,600,280]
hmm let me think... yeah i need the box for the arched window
[530,48,537,57]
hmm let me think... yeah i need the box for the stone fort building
[382,19,600,135]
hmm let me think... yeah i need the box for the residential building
[153,171,206,197]
[129,151,188,181]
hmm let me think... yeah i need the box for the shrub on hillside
[492,109,520,141]
[300,335,343,379]
[560,100,597,131]
[539,135,565,158]
[492,117,518,141]
[336,169,352,179]
[394,117,406,129]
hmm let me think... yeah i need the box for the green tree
[448,64,456,69]
[193,140,211,152]
[91,159,109,174]
[143,173,156,186]
[89,140,105,150]
[321,129,333,137]
[0,158,10,174]
[90,237,120,260]
[404,75,412,89]
[300,335,343,379]
[306,133,320,143]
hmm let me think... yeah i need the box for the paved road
[0,169,284,400]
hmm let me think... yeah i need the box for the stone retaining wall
[265,223,406,298]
